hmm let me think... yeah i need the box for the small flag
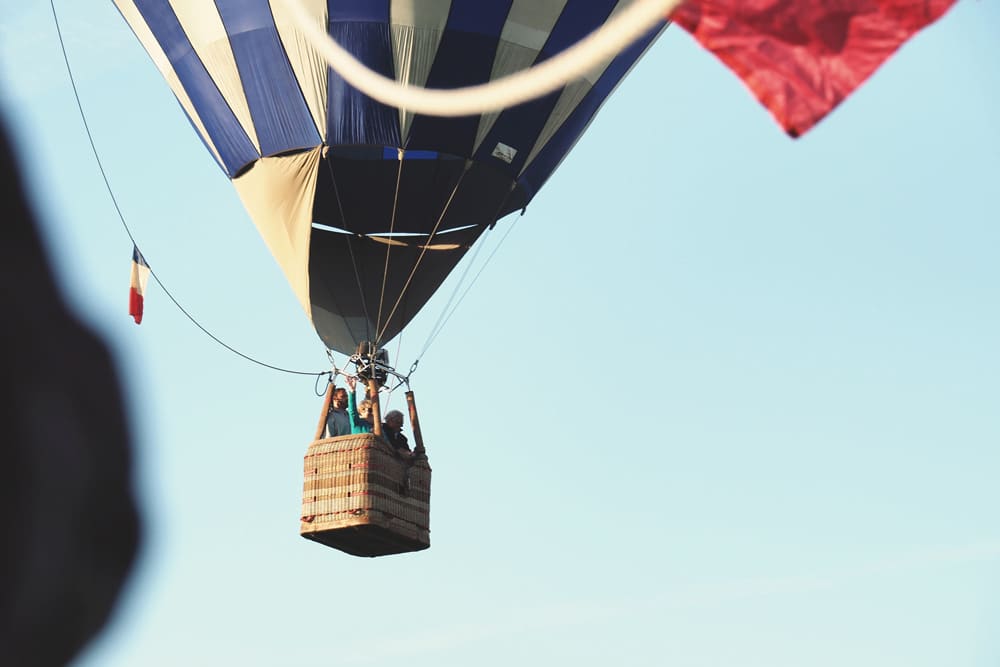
[129,246,150,324]
[671,0,958,137]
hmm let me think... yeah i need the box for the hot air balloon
[114,0,666,556]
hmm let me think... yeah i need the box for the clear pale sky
[2,3,999,666]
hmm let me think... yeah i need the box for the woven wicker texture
[300,433,431,557]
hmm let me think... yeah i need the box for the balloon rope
[49,0,325,378]
[416,223,493,358]
[323,158,374,344]
[417,214,522,361]
[276,0,676,116]
[374,161,473,346]
[375,149,407,347]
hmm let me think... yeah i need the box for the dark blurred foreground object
[0,116,140,666]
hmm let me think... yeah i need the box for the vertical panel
[216,0,321,156]
[271,0,329,140]
[232,148,323,316]
[325,22,401,146]
[445,0,513,33]
[329,0,389,23]
[168,0,261,153]
[390,0,451,141]
[326,0,399,146]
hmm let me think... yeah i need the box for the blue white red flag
[129,246,150,324]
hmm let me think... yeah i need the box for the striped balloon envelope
[114,1,666,355]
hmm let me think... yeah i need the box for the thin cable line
[375,160,473,345]
[50,0,325,378]
[323,156,374,345]
[418,214,521,359]
[416,223,491,356]
[376,148,407,345]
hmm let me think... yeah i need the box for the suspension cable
[375,160,474,345]
[323,156,374,345]
[375,147,407,343]
[415,221,492,356]
[418,213,522,360]
[50,0,326,378]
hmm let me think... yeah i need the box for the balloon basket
[300,433,430,557]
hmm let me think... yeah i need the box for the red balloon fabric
[670,0,958,136]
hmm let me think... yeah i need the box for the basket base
[301,433,431,558]
[302,523,430,558]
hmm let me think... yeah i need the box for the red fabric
[128,245,149,325]
[670,0,957,136]
[129,288,143,325]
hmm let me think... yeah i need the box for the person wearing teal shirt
[346,377,374,434]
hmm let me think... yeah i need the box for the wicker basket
[300,433,431,557]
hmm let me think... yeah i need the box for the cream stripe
[500,2,569,51]
[518,82,591,173]
[473,0,570,152]
[271,0,329,140]
[390,0,452,142]
[232,148,322,316]
[114,0,226,170]
[169,0,261,153]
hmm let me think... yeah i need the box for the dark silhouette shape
[0,112,140,667]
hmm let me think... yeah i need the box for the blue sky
[2,3,999,666]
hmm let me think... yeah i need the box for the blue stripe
[403,150,437,160]
[132,0,258,176]
[516,21,666,201]
[325,22,400,146]
[132,245,149,267]
[404,1,513,154]
[446,0,513,33]
[215,0,320,157]
[472,93,561,176]
[382,148,438,160]
[544,0,618,54]
[328,0,389,23]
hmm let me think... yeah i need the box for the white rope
[274,0,680,117]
